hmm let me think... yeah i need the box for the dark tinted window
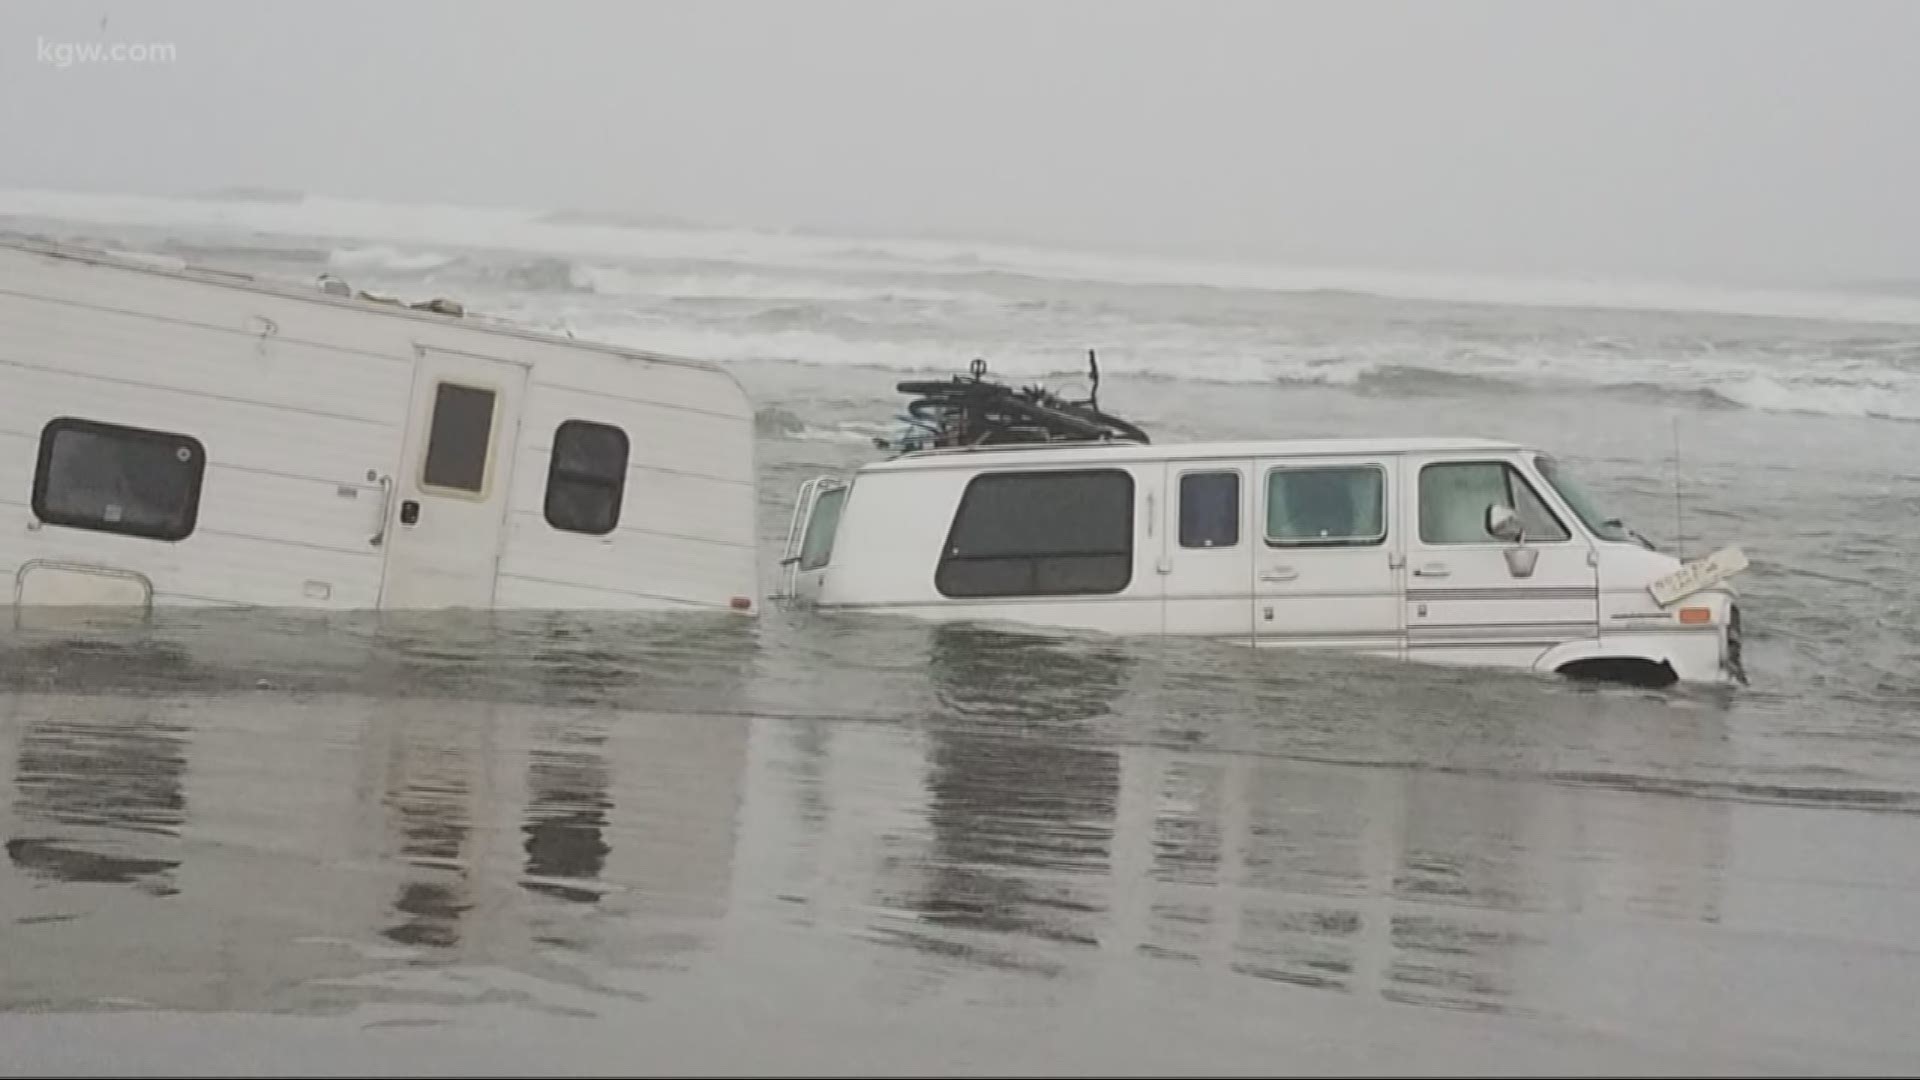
[32,418,206,541]
[421,382,497,494]
[1179,471,1239,548]
[544,420,630,535]
[935,469,1133,597]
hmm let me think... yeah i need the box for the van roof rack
[873,352,1150,455]
[892,437,1142,459]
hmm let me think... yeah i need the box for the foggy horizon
[4,0,1917,289]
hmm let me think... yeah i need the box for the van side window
[544,420,630,535]
[31,418,206,542]
[1419,461,1569,543]
[1179,471,1240,548]
[936,469,1134,597]
[798,484,847,571]
[1265,465,1386,546]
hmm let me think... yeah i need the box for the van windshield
[1534,454,1633,543]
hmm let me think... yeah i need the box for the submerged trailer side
[0,236,759,614]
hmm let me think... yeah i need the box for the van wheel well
[1555,656,1678,689]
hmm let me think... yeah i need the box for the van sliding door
[1250,454,1406,660]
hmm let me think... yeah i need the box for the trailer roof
[0,232,733,377]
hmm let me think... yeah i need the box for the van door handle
[1260,566,1299,583]
[1413,563,1451,578]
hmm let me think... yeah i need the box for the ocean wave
[1711,375,1920,422]
[570,319,1920,422]
[1350,371,1918,421]
[491,255,581,293]
[315,244,984,307]
[1596,382,1749,411]
[10,187,1920,424]
[326,245,456,273]
[1348,364,1523,396]
[187,186,307,203]
[754,407,886,444]
[570,265,967,304]
[753,406,807,437]
[11,187,1920,327]
[535,207,709,230]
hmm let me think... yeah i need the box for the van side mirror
[1486,503,1524,543]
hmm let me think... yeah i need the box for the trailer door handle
[369,473,393,547]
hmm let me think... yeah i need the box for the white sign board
[1648,545,1749,606]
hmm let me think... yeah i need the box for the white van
[1,234,759,615]
[777,366,1747,688]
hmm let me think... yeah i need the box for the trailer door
[378,347,530,609]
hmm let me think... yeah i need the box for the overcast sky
[3,0,1915,285]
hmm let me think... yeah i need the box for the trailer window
[1265,465,1386,546]
[1179,471,1240,548]
[544,420,630,535]
[31,418,206,542]
[1419,461,1569,544]
[936,469,1134,597]
[421,382,498,495]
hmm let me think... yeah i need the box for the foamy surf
[573,319,1920,422]
[7,187,1920,324]
[327,245,456,274]
[5,186,1920,422]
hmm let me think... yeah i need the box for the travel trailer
[778,360,1749,688]
[1,235,758,614]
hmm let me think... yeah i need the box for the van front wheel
[1555,657,1678,689]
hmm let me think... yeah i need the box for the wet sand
[4,688,1918,1076]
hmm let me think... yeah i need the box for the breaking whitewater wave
[326,245,455,274]
[571,317,1920,422]
[753,406,887,444]
[1710,375,1920,421]
[9,187,1920,323]
[321,246,983,306]
[7,186,1920,423]
[569,265,971,304]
